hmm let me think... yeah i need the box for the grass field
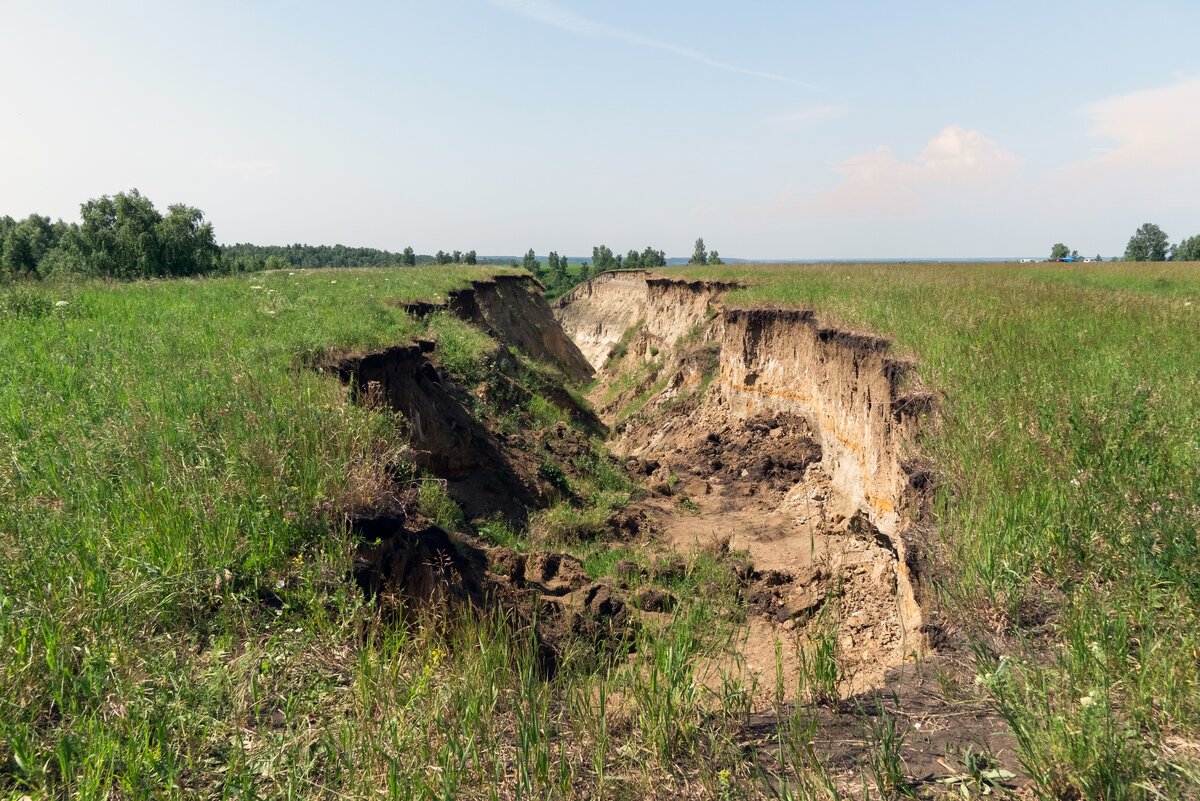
[2,262,1198,799]
[0,268,765,799]
[680,261,1200,795]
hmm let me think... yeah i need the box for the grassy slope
[677,261,1200,795]
[0,268,757,799]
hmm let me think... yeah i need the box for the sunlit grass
[0,266,761,798]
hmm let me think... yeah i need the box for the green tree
[435,250,452,265]
[708,250,723,265]
[1049,243,1070,260]
[1,215,58,277]
[464,249,477,265]
[58,189,217,279]
[1172,235,1200,261]
[522,248,538,272]
[550,251,567,284]
[578,262,590,281]
[402,246,416,266]
[1124,223,1170,262]
[640,246,666,268]
[156,203,218,277]
[591,245,616,272]
[452,250,462,264]
[625,249,642,270]
[689,237,707,265]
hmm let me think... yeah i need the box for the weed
[418,477,465,530]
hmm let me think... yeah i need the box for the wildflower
[717,769,731,787]
[55,300,69,308]
[1080,692,1097,708]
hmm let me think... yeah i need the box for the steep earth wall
[553,271,737,370]
[452,275,594,382]
[556,271,927,539]
[554,272,931,660]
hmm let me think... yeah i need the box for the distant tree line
[516,242,688,297]
[2,189,487,281]
[1050,223,1200,263]
[223,243,479,270]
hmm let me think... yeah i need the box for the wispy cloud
[490,0,816,88]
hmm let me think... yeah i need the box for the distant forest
[2,189,700,292]
[1,189,487,281]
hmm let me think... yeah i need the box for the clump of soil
[659,414,823,502]
[352,504,638,675]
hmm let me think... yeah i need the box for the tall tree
[1,215,58,277]
[590,245,613,272]
[464,249,477,265]
[157,203,218,277]
[689,238,707,265]
[707,250,723,265]
[1049,243,1070,260]
[452,250,462,264]
[1174,235,1200,261]
[435,250,451,265]
[522,248,538,272]
[1124,223,1170,262]
[402,246,416,266]
[640,246,666,268]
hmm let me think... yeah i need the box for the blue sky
[2,1,1198,259]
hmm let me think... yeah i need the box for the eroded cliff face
[553,271,651,370]
[552,271,735,370]
[455,275,594,382]
[554,272,932,690]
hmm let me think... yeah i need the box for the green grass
[0,267,767,798]
[673,260,1200,797]
[7,260,1198,798]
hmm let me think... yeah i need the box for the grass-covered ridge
[676,260,1200,795]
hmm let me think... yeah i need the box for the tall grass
[0,267,766,798]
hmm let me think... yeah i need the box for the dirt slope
[555,271,933,694]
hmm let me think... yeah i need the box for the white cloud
[768,105,847,127]
[812,125,1021,216]
[1069,76,1200,173]
[490,0,814,87]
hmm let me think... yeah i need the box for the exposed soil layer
[351,499,634,677]
[327,342,542,523]
[452,274,595,382]
[555,270,932,697]
[318,271,1025,793]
